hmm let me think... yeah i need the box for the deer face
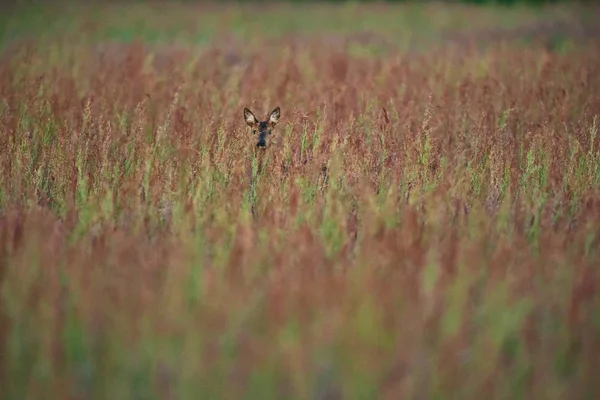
[243,107,281,149]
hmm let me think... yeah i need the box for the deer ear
[244,108,258,127]
[268,107,281,127]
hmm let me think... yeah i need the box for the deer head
[243,107,281,149]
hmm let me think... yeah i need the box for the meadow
[1,1,600,399]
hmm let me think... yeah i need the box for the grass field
[1,1,600,399]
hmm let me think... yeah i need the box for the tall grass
[1,2,600,399]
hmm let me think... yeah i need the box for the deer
[242,107,281,219]
[243,106,281,149]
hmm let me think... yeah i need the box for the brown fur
[243,107,281,149]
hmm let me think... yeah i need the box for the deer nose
[257,132,268,148]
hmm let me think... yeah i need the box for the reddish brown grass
[1,4,600,399]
